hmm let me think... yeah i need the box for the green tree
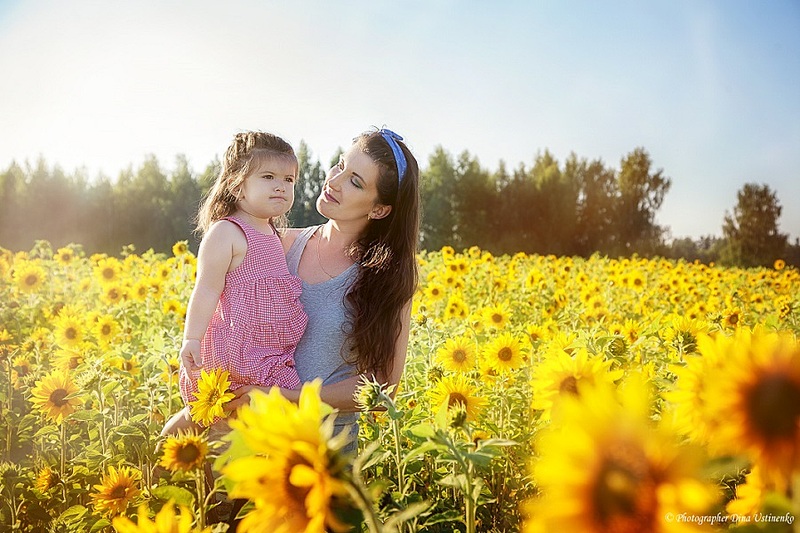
[615,147,671,255]
[453,151,495,250]
[419,146,457,251]
[720,183,787,267]
[288,140,326,228]
[574,157,618,256]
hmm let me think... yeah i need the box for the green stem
[60,421,66,480]
[195,470,207,530]
[391,417,405,496]
[347,480,383,533]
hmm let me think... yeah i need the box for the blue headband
[379,128,407,183]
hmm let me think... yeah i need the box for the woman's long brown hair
[344,131,420,380]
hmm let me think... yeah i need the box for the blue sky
[1,0,798,242]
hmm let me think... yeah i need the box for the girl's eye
[262,174,274,179]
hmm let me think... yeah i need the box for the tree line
[0,142,796,267]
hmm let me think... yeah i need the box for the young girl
[162,131,307,434]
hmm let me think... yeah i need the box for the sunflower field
[1,239,799,532]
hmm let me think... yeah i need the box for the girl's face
[236,156,296,220]
[316,144,391,224]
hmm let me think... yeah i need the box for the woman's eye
[351,179,362,190]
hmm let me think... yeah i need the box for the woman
[230,127,420,446]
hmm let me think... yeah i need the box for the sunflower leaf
[151,484,195,507]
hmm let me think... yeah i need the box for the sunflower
[435,336,476,373]
[530,348,623,420]
[53,313,85,347]
[159,432,208,472]
[102,283,125,305]
[773,258,786,271]
[429,373,487,423]
[34,466,60,493]
[661,315,709,360]
[524,379,718,532]
[703,329,800,490]
[663,335,727,448]
[13,262,46,293]
[130,279,152,301]
[30,369,82,423]
[94,257,122,285]
[90,465,142,517]
[725,466,765,517]
[172,240,190,256]
[94,314,120,345]
[162,299,184,315]
[108,355,141,382]
[443,294,469,321]
[54,246,79,265]
[481,333,525,374]
[113,501,210,533]
[189,368,236,426]
[224,381,351,533]
[482,303,511,330]
[423,281,446,302]
[52,346,87,372]
[11,355,33,388]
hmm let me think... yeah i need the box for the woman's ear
[369,204,392,220]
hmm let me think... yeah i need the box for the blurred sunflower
[224,381,351,533]
[525,379,718,533]
[159,432,208,472]
[661,315,709,360]
[162,299,184,315]
[90,465,142,517]
[30,369,82,423]
[189,368,236,426]
[423,281,446,302]
[773,258,785,271]
[482,303,511,330]
[429,373,487,423]
[130,279,152,301]
[53,313,85,347]
[172,240,190,256]
[94,314,121,345]
[435,336,476,373]
[113,501,210,533]
[704,329,800,490]
[102,283,125,305]
[108,355,141,382]
[54,246,77,265]
[482,333,525,374]
[34,466,60,493]
[443,294,469,321]
[13,261,46,293]
[52,346,88,372]
[11,355,33,388]
[94,257,122,285]
[725,466,765,517]
[530,348,623,420]
[663,335,725,448]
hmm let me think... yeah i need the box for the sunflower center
[101,325,112,335]
[102,268,115,280]
[110,485,127,499]
[498,347,513,361]
[25,274,39,286]
[65,327,78,340]
[448,392,468,408]
[728,314,739,325]
[558,376,579,396]
[284,455,313,506]
[176,443,200,464]
[593,447,656,532]
[491,313,503,324]
[49,388,69,407]
[452,349,467,363]
[746,374,800,439]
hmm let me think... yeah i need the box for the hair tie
[379,128,408,183]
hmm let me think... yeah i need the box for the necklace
[315,228,337,279]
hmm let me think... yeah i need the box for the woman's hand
[225,385,258,413]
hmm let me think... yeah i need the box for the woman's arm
[229,301,413,411]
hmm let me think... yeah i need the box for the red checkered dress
[179,217,307,412]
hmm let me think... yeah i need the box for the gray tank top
[285,226,359,431]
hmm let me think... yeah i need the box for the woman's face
[316,143,390,223]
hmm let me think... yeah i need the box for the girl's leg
[160,406,201,436]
